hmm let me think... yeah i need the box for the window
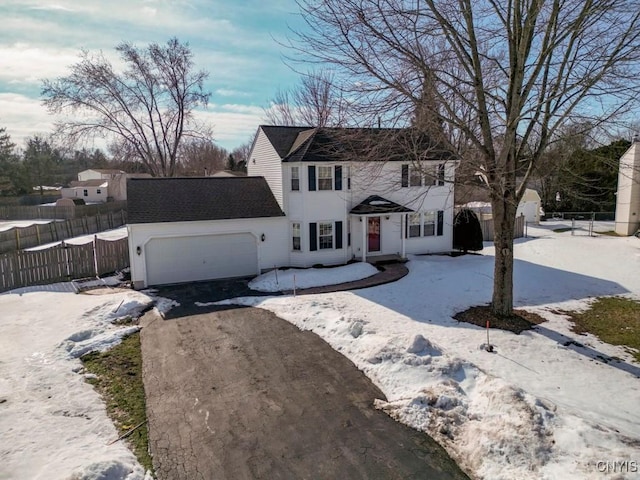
[291,167,300,191]
[292,222,301,251]
[346,166,351,190]
[319,222,333,249]
[409,214,421,238]
[437,163,446,186]
[83,189,88,197]
[97,189,102,194]
[401,164,409,187]
[318,166,333,190]
[409,167,422,187]
[423,211,436,236]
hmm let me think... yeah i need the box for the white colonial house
[127,126,458,288]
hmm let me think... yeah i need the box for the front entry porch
[349,195,413,263]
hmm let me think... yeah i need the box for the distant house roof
[350,195,414,215]
[210,170,247,177]
[127,177,285,224]
[84,169,126,174]
[69,180,109,187]
[259,126,456,163]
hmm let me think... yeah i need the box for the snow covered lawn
[248,262,379,292]
[0,280,166,480]
[215,222,640,480]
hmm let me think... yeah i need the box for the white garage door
[145,233,258,286]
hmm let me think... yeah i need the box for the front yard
[0,221,639,480]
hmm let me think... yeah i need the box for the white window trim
[291,166,300,191]
[317,165,334,191]
[291,221,302,252]
[318,221,334,249]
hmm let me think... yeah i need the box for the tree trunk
[491,198,517,316]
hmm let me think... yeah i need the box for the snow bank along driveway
[219,224,640,480]
[0,284,160,480]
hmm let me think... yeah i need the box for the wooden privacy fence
[0,201,127,220]
[0,237,129,293]
[0,211,127,254]
[480,215,526,241]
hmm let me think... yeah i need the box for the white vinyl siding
[247,128,284,208]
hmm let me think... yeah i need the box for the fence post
[571,218,575,236]
[120,210,125,226]
[94,235,99,277]
[14,228,20,251]
[36,224,41,245]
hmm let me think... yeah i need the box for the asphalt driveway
[141,304,469,480]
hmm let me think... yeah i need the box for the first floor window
[83,189,88,196]
[97,189,102,194]
[291,166,300,191]
[292,222,301,251]
[409,213,421,237]
[319,222,333,249]
[423,211,436,236]
[318,166,333,190]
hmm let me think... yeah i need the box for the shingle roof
[350,195,414,215]
[259,126,457,163]
[259,126,313,158]
[127,177,285,224]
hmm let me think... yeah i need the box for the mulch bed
[453,305,547,334]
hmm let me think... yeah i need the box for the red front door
[368,217,380,252]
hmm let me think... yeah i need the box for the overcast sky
[0,0,305,151]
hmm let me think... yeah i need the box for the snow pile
[248,262,379,292]
[0,283,161,480]
[216,222,640,480]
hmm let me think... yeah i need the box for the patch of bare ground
[454,305,547,334]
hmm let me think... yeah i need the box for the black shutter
[308,165,316,191]
[437,211,444,236]
[309,222,318,251]
[335,165,342,190]
[438,164,445,186]
[401,164,409,187]
[335,221,343,249]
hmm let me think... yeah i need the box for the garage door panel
[145,233,257,286]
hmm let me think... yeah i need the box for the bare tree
[177,138,227,176]
[292,0,640,315]
[42,37,212,177]
[265,70,349,127]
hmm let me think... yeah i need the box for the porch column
[401,213,406,259]
[361,215,367,263]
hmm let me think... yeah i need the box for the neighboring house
[615,138,640,235]
[210,170,247,177]
[462,189,542,225]
[127,126,457,288]
[61,169,151,202]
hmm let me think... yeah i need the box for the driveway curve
[141,306,469,480]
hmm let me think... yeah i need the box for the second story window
[291,166,300,191]
[318,166,333,190]
[409,166,422,187]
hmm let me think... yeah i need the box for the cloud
[215,89,251,97]
[0,93,54,147]
[0,44,81,85]
[28,4,75,12]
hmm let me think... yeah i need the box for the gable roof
[127,177,285,224]
[350,195,414,215]
[259,126,457,163]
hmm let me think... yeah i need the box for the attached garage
[145,233,258,286]
[127,177,288,289]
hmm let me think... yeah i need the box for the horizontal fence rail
[0,237,129,293]
[0,211,127,255]
[0,201,127,221]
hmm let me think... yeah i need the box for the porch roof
[349,195,414,215]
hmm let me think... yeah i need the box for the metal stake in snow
[293,274,296,297]
[274,265,279,288]
[485,320,494,352]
